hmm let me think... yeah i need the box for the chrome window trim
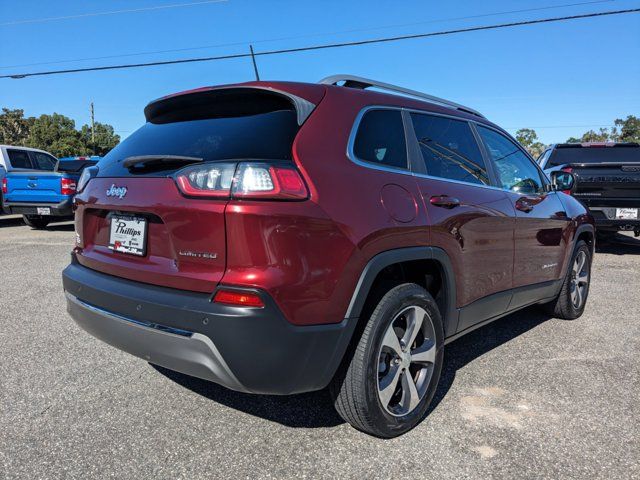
[346,105,508,192]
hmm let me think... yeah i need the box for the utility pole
[90,102,95,155]
[249,45,260,81]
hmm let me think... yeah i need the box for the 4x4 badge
[106,184,127,199]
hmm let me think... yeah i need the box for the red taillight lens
[2,178,7,195]
[174,162,308,200]
[61,177,77,195]
[213,289,264,308]
[232,163,308,199]
[174,162,236,198]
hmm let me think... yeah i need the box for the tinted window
[30,152,57,171]
[98,109,299,177]
[353,110,407,170]
[548,145,640,167]
[7,149,32,169]
[410,113,489,185]
[478,127,545,194]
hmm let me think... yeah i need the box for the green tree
[26,113,88,157]
[515,128,545,158]
[79,122,120,156]
[613,115,640,143]
[0,108,33,145]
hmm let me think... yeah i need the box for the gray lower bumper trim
[65,292,248,393]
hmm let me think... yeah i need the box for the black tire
[23,215,51,229]
[331,283,444,438]
[542,240,592,320]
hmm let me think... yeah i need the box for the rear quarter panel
[245,88,429,325]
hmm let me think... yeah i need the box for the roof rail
[319,74,485,119]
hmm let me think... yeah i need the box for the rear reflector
[2,178,6,194]
[213,289,265,308]
[61,177,77,196]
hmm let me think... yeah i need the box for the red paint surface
[73,81,594,327]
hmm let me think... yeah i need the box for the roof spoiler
[144,86,316,126]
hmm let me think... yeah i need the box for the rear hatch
[548,144,640,207]
[75,85,322,293]
[5,171,64,203]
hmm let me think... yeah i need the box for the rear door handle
[430,195,460,209]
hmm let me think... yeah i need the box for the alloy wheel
[570,250,589,309]
[376,305,436,417]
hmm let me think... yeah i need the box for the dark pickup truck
[2,157,98,229]
[539,142,640,238]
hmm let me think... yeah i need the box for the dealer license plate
[109,215,147,256]
[615,208,638,220]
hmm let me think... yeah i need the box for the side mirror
[550,171,576,193]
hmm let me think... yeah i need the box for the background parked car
[539,142,640,239]
[2,155,99,229]
[0,145,58,214]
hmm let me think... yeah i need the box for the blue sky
[0,0,638,145]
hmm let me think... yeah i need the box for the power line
[0,0,228,27]
[3,8,639,80]
[0,0,616,69]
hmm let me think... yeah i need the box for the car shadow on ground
[596,233,640,255]
[0,216,25,228]
[153,307,552,430]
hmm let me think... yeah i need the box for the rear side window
[410,113,489,185]
[477,126,546,195]
[353,110,407,170]
[31,152,57,171]
[7,149,32,169]
[98,109,299,177]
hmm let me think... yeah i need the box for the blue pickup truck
[2,156,99,229]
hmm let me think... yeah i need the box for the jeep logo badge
[106,184,128,199]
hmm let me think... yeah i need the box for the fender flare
[344,246,459,337]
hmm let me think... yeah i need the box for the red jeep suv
[63,75,594,437]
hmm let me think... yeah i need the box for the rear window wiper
[122,155,203,169]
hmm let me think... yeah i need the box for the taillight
[77,166,98,194]
[213,289,264,308]
[174,162,236,198]
[61,177,77,196]
[232,163,308,199]
[2,178,7,195]
[173,162,308,200]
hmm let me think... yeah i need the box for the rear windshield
[548,146,640,167]
[97,109,299,177]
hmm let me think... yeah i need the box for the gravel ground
[1,216,638,479]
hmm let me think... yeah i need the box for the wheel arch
[574,224,595,255]
[344,247,458,338]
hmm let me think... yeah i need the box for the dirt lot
[1,216,638,479]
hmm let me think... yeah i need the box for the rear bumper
[588,207,640,231]
[62,258,355,394]
[3,198,73,216]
